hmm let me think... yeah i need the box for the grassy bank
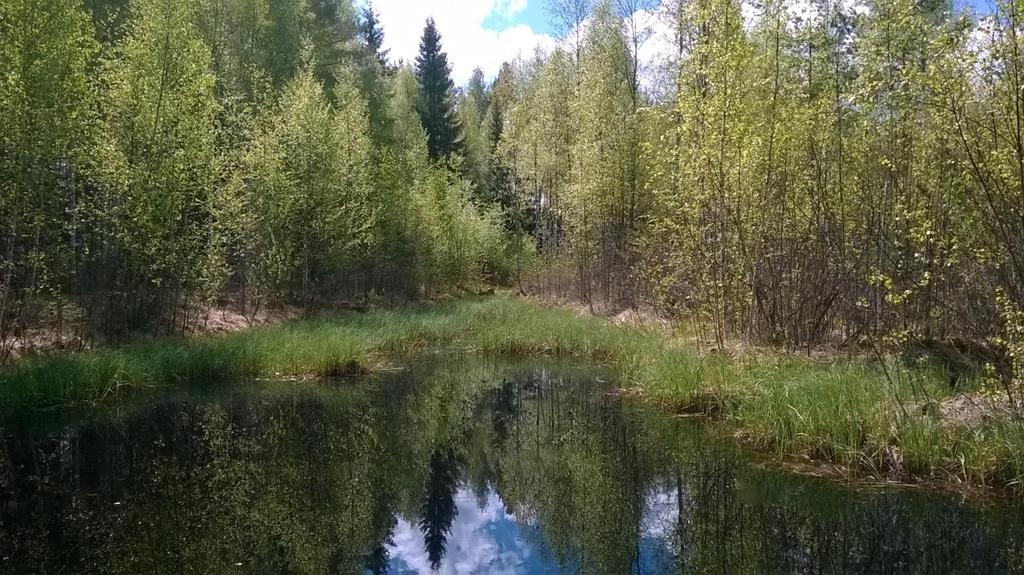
[2,296,1022,492]
[0,297,657,409]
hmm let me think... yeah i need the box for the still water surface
[2,360,1023,574]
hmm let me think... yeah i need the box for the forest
[8,3,1024,563]
[2,0,1024,365]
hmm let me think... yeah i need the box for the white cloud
[642,483,681,539]
[387,488,537,574]
[366,0,556,85]
[632,2,678,100]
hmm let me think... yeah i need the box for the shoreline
[1,295,1021,497]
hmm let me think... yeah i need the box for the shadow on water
[2,359,1024,574]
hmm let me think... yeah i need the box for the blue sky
[369,0,998,87]
[382,485,678,574]
[483,1,557,36]
[958,0,995,12]
[371,0,559,84]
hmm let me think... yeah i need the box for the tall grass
[2,295,1021,491]
[633,345,1024,490]
[0,297,654,410]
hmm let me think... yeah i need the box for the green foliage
[412,165,505,291]
[415,18,462,161]
[995,290,1024,404]
[389,65,430,180]
[486,0,1024,351]
[7,0,1024,494]
[240,60,374,301]
[457,90,491,197]
[358,2,388,68]
[93,0,221,311]
[0,297,652,409]
[0,0,97,344]
[0,0,526,341]
[306,0,360,97]
[567,2,642,302]
[196,0,272,100]
[10,356,1023,573]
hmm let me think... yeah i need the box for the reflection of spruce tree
[363,541,391,575]
[363,506,397,575]
[418,448,461,570]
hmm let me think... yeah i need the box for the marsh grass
[2,295,1021,491]
[0,298,645,409]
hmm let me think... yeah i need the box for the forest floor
[1,295,1021,494]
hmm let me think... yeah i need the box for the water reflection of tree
[361,540,392,575]
[418,447,462,570]
[469,367,651,573]
[490,374,521,453]
[0,384,404,574]
[467,369,1024,575]
[5,362,1024,574]
[647,419,1024,574]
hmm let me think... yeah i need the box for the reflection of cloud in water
[386,484,680,574]
[638,484,681,573]
[387,487,554,574]
[642,483,681,540]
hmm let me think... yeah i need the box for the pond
[1,359,1023,574]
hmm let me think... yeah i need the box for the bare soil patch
[928,391,1023,429]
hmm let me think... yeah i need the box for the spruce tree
[359,3,388,68]
[355,1,393,148]
[415,18,461,160]
[418,448,460,570]
[466,68,490,117]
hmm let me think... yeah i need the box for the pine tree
[415,18,462,160]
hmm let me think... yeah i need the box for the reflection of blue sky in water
[386,488,559,574]
[639,485,681,574]
[383,486,678,574]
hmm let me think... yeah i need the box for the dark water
[2,360,1023,574]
